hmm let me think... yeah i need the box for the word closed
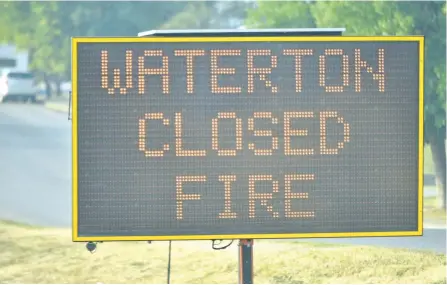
[138,111,350,157]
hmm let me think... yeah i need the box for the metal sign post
[238,239,254,284]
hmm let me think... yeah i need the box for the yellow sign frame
[71,36,425,242]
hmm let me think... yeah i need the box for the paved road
[0,103,445,254]
[0,103,71,227]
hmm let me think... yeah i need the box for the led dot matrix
[76,39,421,239]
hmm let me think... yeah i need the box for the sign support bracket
[68,90,72,121]
[238,239,254,284]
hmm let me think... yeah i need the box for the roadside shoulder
[45,101,69,113]
[424,223,447,230]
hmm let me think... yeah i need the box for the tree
[161,1,255,29]
[0,1,188,94]
[245,1,316,28]
[246,1,447,209]
[312,1,446,209]
[0,2,68,96]
[160,2,216,29]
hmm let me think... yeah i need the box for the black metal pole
[238,239,254,284]
[68,91,72,121]
[167,240,172,284]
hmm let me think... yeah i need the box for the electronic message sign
[72,36,424,242]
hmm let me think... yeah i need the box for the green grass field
[0,220,445,284]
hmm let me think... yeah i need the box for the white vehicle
[0,70,39,103]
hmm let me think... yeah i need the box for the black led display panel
[72,37,424,241]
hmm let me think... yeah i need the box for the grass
[0,221,445,284]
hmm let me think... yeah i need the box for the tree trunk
[55,79,61,97]
[429,137,446,210]
[43,73,52,99]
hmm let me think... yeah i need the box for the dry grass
[0,220,445,284]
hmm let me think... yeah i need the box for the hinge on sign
[68,90,72,121]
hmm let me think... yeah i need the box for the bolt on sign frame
[71,34,424,242]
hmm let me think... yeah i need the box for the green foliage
[0,1,188,80]
[246,1,446,142]
[160,2,215,29]
[246,1,316,28]
[0,1,252,79]
[161,1,254,29]
[312,2,414,35]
